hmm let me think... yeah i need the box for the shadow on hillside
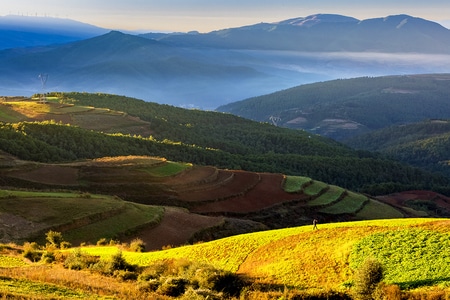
[398,277,450,289]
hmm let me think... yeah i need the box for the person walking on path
[312,219,318,230]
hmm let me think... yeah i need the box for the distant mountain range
[144,14,450,53]
[1,14,450,108]
[0,15,108,49]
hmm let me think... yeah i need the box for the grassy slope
[0,189,164,244]
[83,218,450,291]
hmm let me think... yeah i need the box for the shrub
[180,287,224,300]
[138,279,160,292]
[96,238,108,246]
[40,251,55,264]
[92,250,136,276]
[60,241,72,249]
[157,277,188,297]
[139,261,169,281]
[129,238,146,252]
[45,230,64,249]
[210,272,246,297]
[353,258,384,300]
[113,270,138,281]
[63,248,99,270]
[22,242,42,262]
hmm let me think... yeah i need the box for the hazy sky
[2,0,450,32]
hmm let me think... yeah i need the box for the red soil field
[175,170,260,203]
[191,173,307,214]
[7,165,80,185]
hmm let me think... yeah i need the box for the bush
[139,261,169,281]
[157,277,188,297]
[180,287,224,300]
[210,272,246,297]
[113,270,138,281]
[63,248,99,270]
[96,238,108,246]
[353,258,384,300]
[92,250,136,276]
[45,230,64,249]
[129,238,145,252]
[22,242,42,262]
[60,241,72,249]
[40,251,55,264]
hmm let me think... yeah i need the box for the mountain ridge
[2,14,450,108]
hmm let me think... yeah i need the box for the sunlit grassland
[140,161,192,177]
[303,180,328,196]
[283,175,311,193]
[0,255,29,268]
[4,101,53,117]
[0,264,125,299]
[307,185,345,207]
[350,227,450,289]
[82,218,448,290]
[0,276,105,299]
[91,155,165,167]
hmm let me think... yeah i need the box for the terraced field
[1,154,444,250]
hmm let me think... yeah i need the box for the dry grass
[0,265,168,299]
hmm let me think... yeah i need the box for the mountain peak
[276,14,359,27]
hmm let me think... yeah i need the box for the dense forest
[1,92,449,195]
[217,74,450,140]
[345,120,450,177]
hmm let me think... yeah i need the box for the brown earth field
[376,190,450,217]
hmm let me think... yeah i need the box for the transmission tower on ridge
[38,73,48,103]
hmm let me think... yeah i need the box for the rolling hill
[0,218,449,299]
[216,74,450,141]
[1,93,449,195]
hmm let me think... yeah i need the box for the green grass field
[141,161,192,177]
[303,180,328,196]
[0,276,106,299]
[62,203,164,244]
[283,175,311,193]
[307,185,345,207]
[0,189,164,245]
[318,191,367,214]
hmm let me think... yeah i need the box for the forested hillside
[0,93,449,195]
[216,74,450,141]
[345,120,450,177]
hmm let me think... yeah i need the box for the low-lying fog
[2,50,450,110]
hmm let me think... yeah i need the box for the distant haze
[1,0,450,32]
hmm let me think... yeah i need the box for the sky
[2,0,450,32]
